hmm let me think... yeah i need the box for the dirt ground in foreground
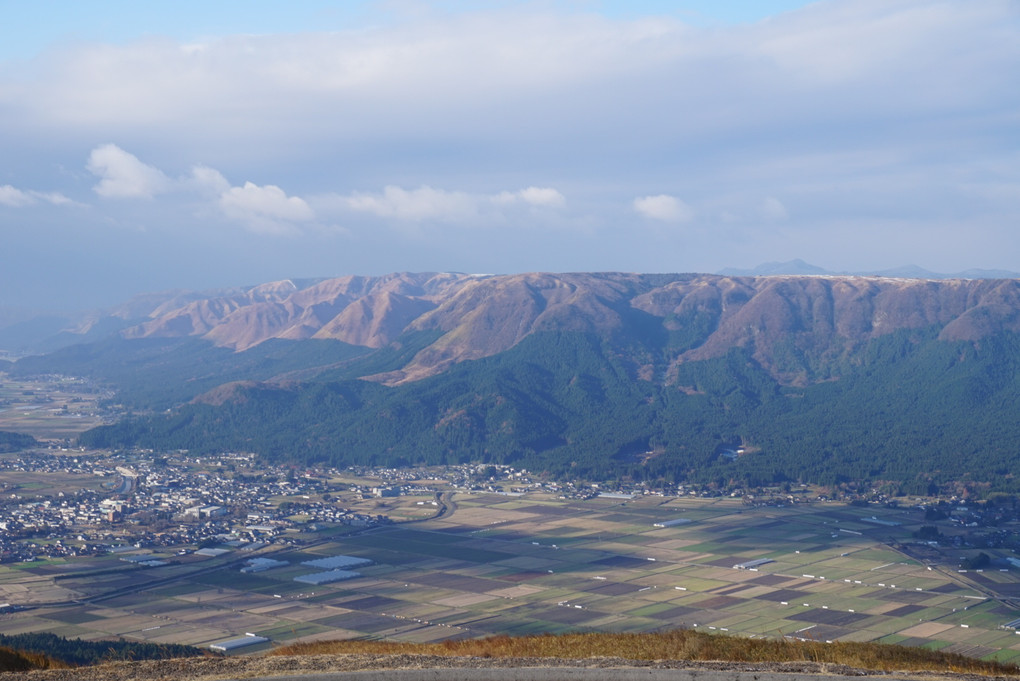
[0,654,1009,681]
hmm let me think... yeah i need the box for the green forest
[0,430,36,452]
[59,327,1020,493]
[0,631,206,666]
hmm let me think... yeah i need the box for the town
[0,450,415,563]
[3,446,1020,567]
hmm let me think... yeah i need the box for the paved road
[222,669,934,681]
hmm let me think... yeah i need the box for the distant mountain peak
[717,259,829,277]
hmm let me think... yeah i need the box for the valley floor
[2,489,1020,662]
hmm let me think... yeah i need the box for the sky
[1,0,1018,310]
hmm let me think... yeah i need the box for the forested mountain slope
[12,272,1020,491]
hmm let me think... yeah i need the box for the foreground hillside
[13,272,1020,491]
[270,630,1020,675]
[6,630,1020,681]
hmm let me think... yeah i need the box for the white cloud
[11,3,1012,149]
[189,165,231,195]
[0,185,33,207]
[521,186,565,207]
[87,144,170,199]
[218,181,315,234]
[0,184,71,207]
[494,186,566,208]
[339,184,568,223]
[754,2,1008,87]
[81,146,313,233]
[9,14,682,132]
[761,197,789,221]
[345,185,477,222]
[34,191,72,205]
[633,194,694,222]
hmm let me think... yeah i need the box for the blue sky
[1,2,817,60]
[1,0,1019,309]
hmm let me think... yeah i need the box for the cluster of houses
[8,448,1020,565]
[0,456,629,562]
[0,452,387,562]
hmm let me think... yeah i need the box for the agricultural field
[2,492,1020,661]
[0,375,110,440]
[0,462,110,497]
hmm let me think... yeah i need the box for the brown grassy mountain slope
[115,273,1020,385]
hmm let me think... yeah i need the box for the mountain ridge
[98,272,1020,387]
[717,259,1020,280]
[15,270,1020,490]
[4,263,1017,357]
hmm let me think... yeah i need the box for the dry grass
[0,645,69,672]
[271,629,1019,676]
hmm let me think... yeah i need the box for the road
[220,668,937,681]
[435,491,457,519]
[407,491,457,524]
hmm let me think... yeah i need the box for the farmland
[0,375,111,440]
[1,489,1020,662]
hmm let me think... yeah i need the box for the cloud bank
[0,0,1018,307]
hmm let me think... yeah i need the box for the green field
[2,493,1020,660]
